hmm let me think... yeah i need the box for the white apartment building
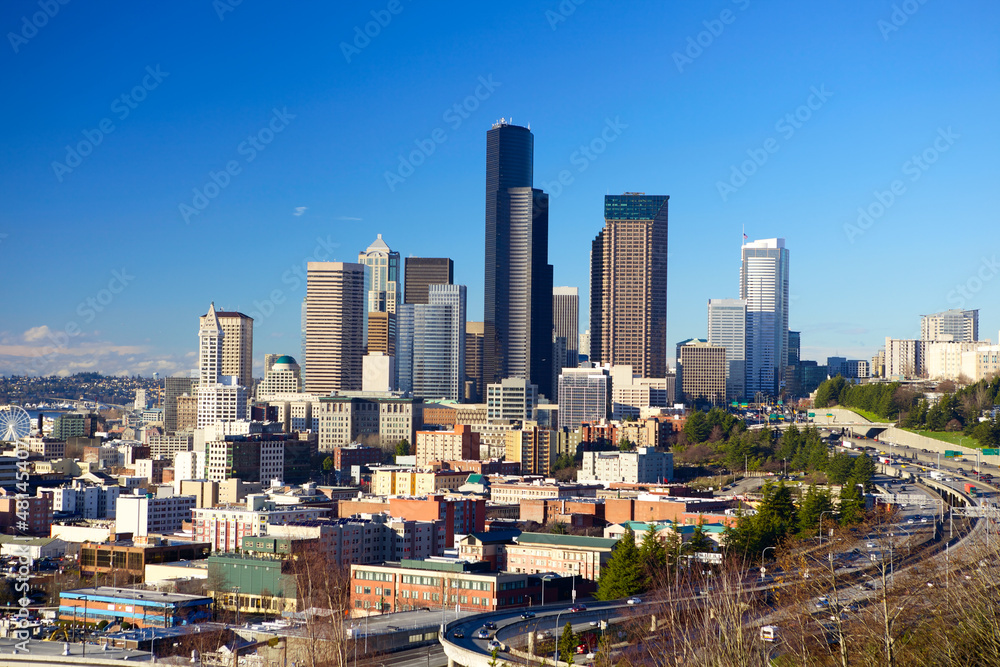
[486,378,538,422]
[116,491,196,537]
[192,494,326,552]
[609,365,672,420]
[926,340,989,380]
[578,447,673,484]
[173,450,206,491]
[885,338,926,379]
[266,514,447,567]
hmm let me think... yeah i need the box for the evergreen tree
[618,436,633,452]
[851,454,877,491]
[683,411,711,443]
[839,479,866,525]
[638,525,667,589]
[559,621,577,661]
[596,527,644,600]
[825,452,856,484]
[798,485,835,532]
[394,439,410,457]
[681,518,715,555]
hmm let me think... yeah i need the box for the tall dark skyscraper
[590,193,669,378]
[484,120,554,398]
[403,257,454,305]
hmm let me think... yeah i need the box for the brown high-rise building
[678,340,726,405]
[591,193,668,378]
[305,262,365,396]
[366,311,396,355]
[199,309,253,387]
[465,322,485,402]
[404,257,454,305]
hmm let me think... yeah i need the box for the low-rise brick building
[349,559,539,615]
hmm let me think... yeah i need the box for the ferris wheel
[0,406,32,442]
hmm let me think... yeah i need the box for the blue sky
[1,1,997,378]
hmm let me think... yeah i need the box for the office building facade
[678,340,727,405]
[740,238,790,398]
[484,120,554,398]
[557,367,610,430]
[398,284,467,400]
[590,193,669,378]
[403,257,454,305]
[553,286,580,369]
[707,298,747,401]
[305,262,365,395]
[921,309,979,342]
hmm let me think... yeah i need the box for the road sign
[984,449,999,456]
[808,412,815,418]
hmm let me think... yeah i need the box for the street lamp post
[553,611,565,665]
[818,511,835,546]
[761,546,776,568]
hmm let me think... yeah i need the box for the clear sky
[1,1,997,378]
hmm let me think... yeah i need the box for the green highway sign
[808,412,815,418]
[984,448,999,456]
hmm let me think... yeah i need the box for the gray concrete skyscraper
[397,284,467,400]
[707,298,747,401]
[740,238,790,399]
[590,193,669,378]
[484,120,554,398]
[553,286,579,369]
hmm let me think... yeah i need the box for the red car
[569,604,587,612]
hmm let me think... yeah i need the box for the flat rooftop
[0,638,151,662]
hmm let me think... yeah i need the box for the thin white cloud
[23,325,52,342]
[337,216,363,221]
[294,206,308,216]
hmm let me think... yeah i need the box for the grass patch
[900,429,975,447]
[838,406,892,423]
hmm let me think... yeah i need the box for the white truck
[930,470,944,481]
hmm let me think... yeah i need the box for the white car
[626,597,642,605]
[487,640,503,652]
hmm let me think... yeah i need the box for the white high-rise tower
[740,238,789,399]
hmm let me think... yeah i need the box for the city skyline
[1,4,997,377]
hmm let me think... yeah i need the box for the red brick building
[349,559,539,615]
[338,494,485,545]
[0,493,53,537]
